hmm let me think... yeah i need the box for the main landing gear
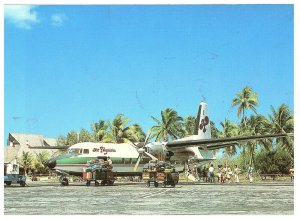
[59,175,69,186]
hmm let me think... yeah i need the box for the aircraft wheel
[61,178,69,186]
[154,182,158,187]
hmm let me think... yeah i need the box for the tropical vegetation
[22,85,293,175]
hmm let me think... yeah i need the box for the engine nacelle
[144,142,168,159]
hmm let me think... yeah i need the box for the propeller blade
[133,130,154,172]
[144,130,152,146]
[128,139,139,147]
[134,155,142,172]
[144,151,158,161]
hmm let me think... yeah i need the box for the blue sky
[4,5,294,144]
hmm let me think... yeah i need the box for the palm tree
[245,114,271,169]
[104,114,145,143]
[91,120,109,142]
[210,121,221,138]
[151,108,183,141]
[268,104,294,152]
[126,124,146,143]
[232,86,259,170]
[79,128,93,142]
[33,152,51,174]
[232,86,259,127]
[220,119,239,158]
[19,151,33,176]
[65,131,80,145]
[57,135,67,146]
[183,116,196,137]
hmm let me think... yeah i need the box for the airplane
[29,102,293,185]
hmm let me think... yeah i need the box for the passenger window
[79,149,83,154]
[83,149,89,154]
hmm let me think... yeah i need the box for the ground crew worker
[106,156,113,170]
[107,156,112,165]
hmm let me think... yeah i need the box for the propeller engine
[132,131,158,172]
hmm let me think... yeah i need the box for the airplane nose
[46,158,56,169]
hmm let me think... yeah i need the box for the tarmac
[4,181,294,215]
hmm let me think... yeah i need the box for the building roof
[44,138,58,147]
[4,133,59,163]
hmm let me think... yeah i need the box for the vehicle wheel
[161,182,166,188]
[108,181,114,186]
[100,181,105,186]
[5,181,12,186]
[171,182,175,187]
[86,181,91,186]
[20,181,26,187]
[146,181,150,187]
[154,182,158,187]
[95,181,99,186]
[61,178,69,186]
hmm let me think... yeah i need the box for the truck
[83,156,115,186]
[4,163,26,187]
[142,161,179,188]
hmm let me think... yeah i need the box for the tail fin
[194,102,211,139]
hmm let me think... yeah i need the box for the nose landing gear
[59,175,69,186]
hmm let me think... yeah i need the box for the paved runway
[4,181,294,215]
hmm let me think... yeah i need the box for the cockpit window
[68,148,81,154]
[83,149,89,154]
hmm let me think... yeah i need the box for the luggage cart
[142,161,179,188]
[83,157,115,186]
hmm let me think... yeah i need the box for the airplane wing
[29,146,70,150]
[166,133,293,150]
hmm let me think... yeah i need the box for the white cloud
[51,13,67,27]
[4,5,39,29]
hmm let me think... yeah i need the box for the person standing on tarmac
[107,156,113,169]
[233,165,240,183]
[248,165,254,183]
[217,165,222,183]
[208,164,215,183]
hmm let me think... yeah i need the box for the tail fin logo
[199,116,209,133]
